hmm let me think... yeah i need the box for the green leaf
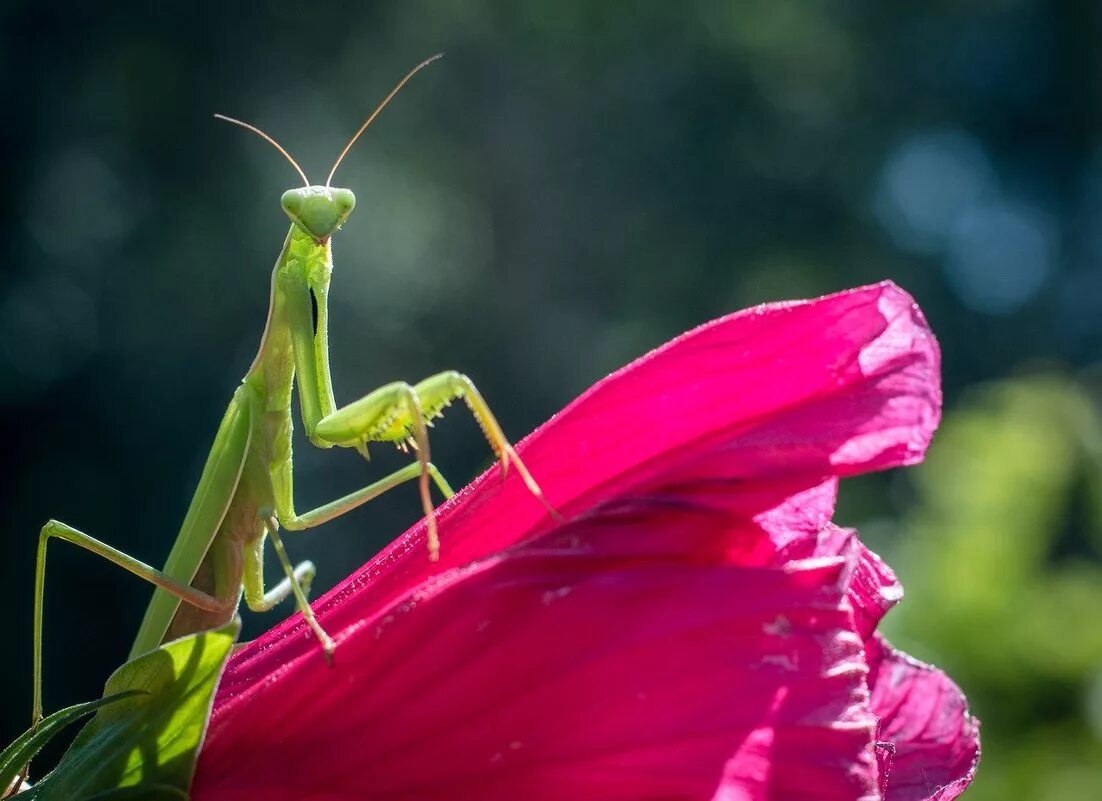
[83,786,190,800]
[25,619,239,801]
[0,691,144,798]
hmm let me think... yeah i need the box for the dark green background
[2,2,1100,797]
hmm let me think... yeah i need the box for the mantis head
[281,187,356,242]
[214,53,442,244]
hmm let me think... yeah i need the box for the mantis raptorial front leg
[414,371,548,502]
[306,372,548,558]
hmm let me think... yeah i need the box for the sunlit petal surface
[193,283,976,800]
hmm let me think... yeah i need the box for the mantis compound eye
[281,189,304,217]
[333,188,356,215]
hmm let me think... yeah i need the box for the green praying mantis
[28,54,551,735]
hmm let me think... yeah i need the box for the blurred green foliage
[877,374,1102,799]
[1,1,1100,795]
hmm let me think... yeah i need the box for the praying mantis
[29,54,549,731]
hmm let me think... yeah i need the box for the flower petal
[867,638,980,801]
[775,524,903,641]
[195,505,880,801]
[221,282,940,693]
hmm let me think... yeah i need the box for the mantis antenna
[213,114,311,187]
[325,53,444,187]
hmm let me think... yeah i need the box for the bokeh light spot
[945,200,1055,315]
[875,130,995,255]
[0,274,98,400]
[27,148,136,266]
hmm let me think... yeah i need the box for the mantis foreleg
[284,381,439,554]
[314,371,554,542]
[412,371,548,504]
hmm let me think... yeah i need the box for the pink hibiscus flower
[192,282,979,801]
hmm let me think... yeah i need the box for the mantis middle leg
[247,460,455,658]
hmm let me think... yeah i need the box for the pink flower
[192,282,979,801]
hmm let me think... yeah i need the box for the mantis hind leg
[31,520,231,725]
